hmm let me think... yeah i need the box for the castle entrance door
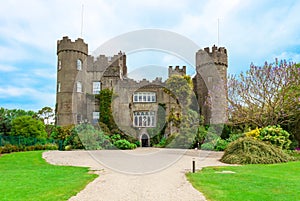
[141,134,149,147]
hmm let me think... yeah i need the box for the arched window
[133,111,156,127]
[77,59,82,70]
[76,81,82,92]
[57,82,61,92]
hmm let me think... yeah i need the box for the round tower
[56,36,88,126]
[194,45,228,124]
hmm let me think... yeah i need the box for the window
[76,81,82,92]
[133,111,155,127]
[92,112,100,124]
[92,81,101,94]
[77,114,82,124]
[58,60,62,70]
[77,59,82,70]
[57,82,61,92]
[133,92,156,103]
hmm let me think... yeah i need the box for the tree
[10,116,47,138]
[228,61,300,129]
[37,106,54,124]
[0,108,37,135]
[165,75,194,109]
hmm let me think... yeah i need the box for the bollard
[192,158,195,173]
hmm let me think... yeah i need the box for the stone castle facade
[55,36,228,146]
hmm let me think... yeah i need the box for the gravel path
[43,149,229,201]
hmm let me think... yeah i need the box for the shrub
[201,142,215,150]
[215,139,229,151]
[221,137,292,164]
[113,139,136,150]
[245,127,260,139]
[259,125,291,149]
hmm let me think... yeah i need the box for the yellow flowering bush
[245,127,261,139]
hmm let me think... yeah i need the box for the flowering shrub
[245,127,261,139]
[259,125,291,149]
[244,125,291,149]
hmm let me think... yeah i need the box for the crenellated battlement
[120,77,165,89]
[197,45,228,67]
[57,36,88,55]
[168,65,186,77]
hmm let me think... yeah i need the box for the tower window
[57,82,61,92]
[77,59,82,70]
[92,81,101,94]
[76,81,82,92]
[58,60,62,70]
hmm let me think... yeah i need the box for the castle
[55,36,228,146]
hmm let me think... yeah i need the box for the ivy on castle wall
[96,89,118,132]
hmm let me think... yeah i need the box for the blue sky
[0,0,300,111]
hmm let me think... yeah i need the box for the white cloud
[1,0,300,109]
[0,64,18,72]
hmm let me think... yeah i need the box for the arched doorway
[141,134,149,147]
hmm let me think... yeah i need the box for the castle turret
[56,36,88,125]
[194,45,228,124]
[168,65,186,77]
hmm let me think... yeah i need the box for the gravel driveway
[43,148,228,201]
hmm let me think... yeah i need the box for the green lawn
[0,151,98,201]
[187,161,300,201]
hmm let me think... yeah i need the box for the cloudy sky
[0,0,300,111]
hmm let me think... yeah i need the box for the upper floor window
[76,81,82,92]
[133,111,155,127]
[133,92,156,103]
[58,60,62,70]
[57,82,61,92]
[92,81,101,94]
[77,59,82,70]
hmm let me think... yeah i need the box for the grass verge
[0,151,98,201]
[187,161,300,201]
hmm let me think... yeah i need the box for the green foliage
[74,124,112,150]
[0,151,97,201]
[0,108,37,135]
[165,75,193,108]
[113,139,136,150]
[98,122,111,134]
[96,89,118,131]
[154,137,167,148]
[0,144,58,154]
[259,125,291,149]
[214,138,229,151]
[200,142,215,150]
[149,103,167,145]
[10,116,47,139]
[221,137,292,164]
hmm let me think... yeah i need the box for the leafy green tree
[37,106,54,124]
[0,108,36,135]
[165,75,193,109]
[10,116,47,138]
